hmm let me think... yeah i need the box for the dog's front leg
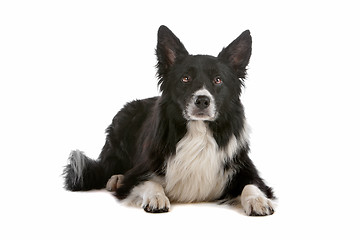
[126,178,170,213]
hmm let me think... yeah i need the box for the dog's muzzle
[184,89,217,121]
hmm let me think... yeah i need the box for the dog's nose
[195,95,210,109]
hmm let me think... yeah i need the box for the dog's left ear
[218,30,252,79]
[156,25,189,78]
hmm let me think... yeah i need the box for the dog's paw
[142,193,170,213]
[242,195,275,216]
[106,174,124,191]
[240,184,275,216]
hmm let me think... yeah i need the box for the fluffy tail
[63,150,106,191]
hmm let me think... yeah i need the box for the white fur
[240,184,275,216]
[193,88,214,100]
[125,177,170,211]
[69,150,86,184]
[184,88,217,121]
[164,121,247,202]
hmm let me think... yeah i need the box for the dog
[63,25,276,216]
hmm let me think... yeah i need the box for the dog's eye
[182,76,191,83]
[214,77,222,85]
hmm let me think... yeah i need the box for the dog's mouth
[187,109,216,121]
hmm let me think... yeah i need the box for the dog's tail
[63,150,106,191]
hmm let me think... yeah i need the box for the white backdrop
[1,0,359,239]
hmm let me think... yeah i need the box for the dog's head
[156,25,252,121]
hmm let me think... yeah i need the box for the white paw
[106,174,124,191]
[242,195,275,216]
[124,179,171,213]
[241,184,275,216]
[142,192,171,213]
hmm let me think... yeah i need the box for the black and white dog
[64,25,275,216]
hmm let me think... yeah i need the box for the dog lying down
[63,25,276,216]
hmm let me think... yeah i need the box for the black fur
[63,25,275,211]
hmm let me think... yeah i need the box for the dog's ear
[218,30,252,79]
[156,25,188,78]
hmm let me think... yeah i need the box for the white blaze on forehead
[194,87,212,98]
[193,88,213,99]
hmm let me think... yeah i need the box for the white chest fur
[164,121,246,203]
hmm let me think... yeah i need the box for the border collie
[63,25,275,216]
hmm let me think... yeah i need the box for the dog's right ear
[156,26,188,78]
